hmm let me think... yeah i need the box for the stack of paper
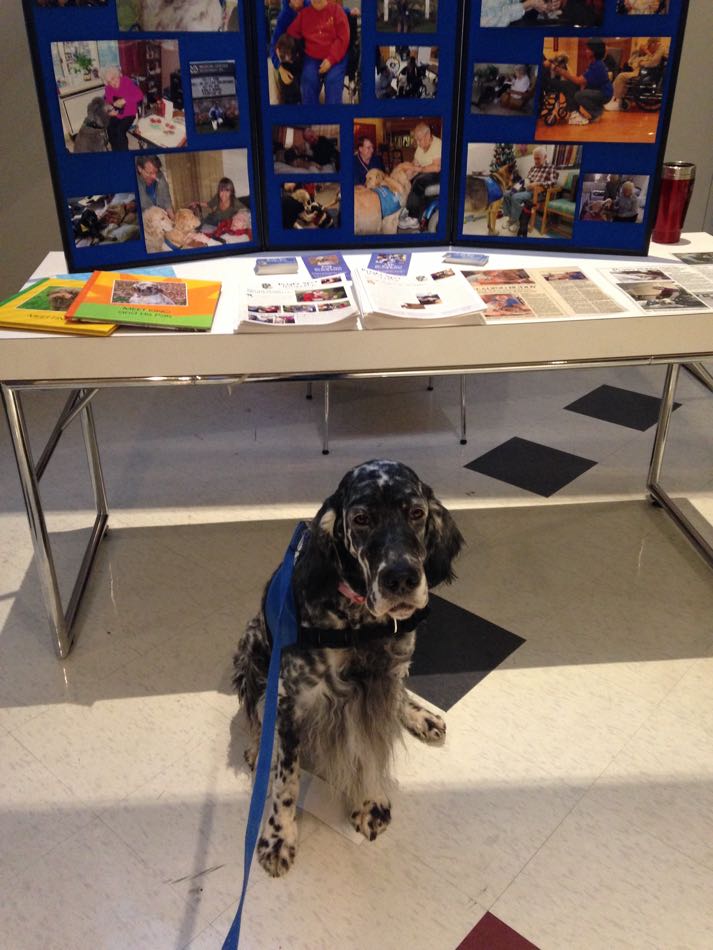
[235,275,359,333]
[352,266,486,329]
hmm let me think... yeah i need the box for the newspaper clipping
[599,259,713,314]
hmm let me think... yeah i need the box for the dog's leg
[400,692,446,743]
[257,691,301,877]
[350,798,392,842]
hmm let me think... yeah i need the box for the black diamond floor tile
[563,384,681,431]
[408,594,525,711]
[465,437,597,497]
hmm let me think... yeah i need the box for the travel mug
[652,162,696,244]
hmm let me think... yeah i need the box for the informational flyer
[600,264,713,314]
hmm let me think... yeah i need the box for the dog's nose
[381,561,420,596]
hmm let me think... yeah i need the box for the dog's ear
[422,485,464,588]
[294,491,346,600]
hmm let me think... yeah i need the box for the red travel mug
[652,162,696,244]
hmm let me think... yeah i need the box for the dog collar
[295,606,430,651]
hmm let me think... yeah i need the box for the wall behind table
[0,2,712,300]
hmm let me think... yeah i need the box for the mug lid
[662,162,696,180]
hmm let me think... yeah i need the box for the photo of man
[472,64,538,115]
[537,36,670,142]
[265,1,361,105]
[375,47,438,100]
[463,142,581,240]
[273,125,340,173]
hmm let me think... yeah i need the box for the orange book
[66,271,221,331]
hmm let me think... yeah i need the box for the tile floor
[1,364,713,949]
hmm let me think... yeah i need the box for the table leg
[1,385,109,658]
[647,364,713,567]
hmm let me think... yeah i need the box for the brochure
[367,253,411,276]
[66,272,222,331]
[353,267,486,330]
[462,267,625,323]
[236,276,359,333]
[442,251,489,267]
[0,278,117,336]
[599,264,713,315]
[254,257,299,275]
[302,254,351,280]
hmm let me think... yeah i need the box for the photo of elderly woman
[472,64,538,115]
[375,47,438,100]
[51,40,186,153]
[273,125,340,173]
[265,0,361,105]
[536,36,670,142]
[579,174,649,223]
[480,0,603,28]
[116,0,238,31]
[376,1,438,33]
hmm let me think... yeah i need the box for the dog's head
[365,168,387,189]
[87,96,110,127]
[291,189,313,208]
[143,206,173,234]
[299,460,463,621]
[131,281,162,296]
[173,208,201,233]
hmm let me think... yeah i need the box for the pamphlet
[367,252,411,276]
[236,275,359,332]
[0,278,117,336]
[66,271,222,331]
[353,266,486,329]
[254,256,299,275]
[462,267,625,322]
[599,264,713,314]
[302,253,351,280]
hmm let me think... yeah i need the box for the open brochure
[353,267,486,330]
[599,261,713,315]
[235,275,359,333]
[461,267,625,323]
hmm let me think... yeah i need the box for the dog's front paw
[351,800,391,841]
[257,833,297,877]
[402,699,446,743]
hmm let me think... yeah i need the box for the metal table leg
[647,364,713,567]
[1,384,109,658]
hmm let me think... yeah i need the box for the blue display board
[23,1,690,269]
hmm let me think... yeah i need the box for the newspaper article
[235,276,359,332]
[461,267,625,322]
[599,262,713,314]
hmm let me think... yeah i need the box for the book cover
[302,254,351,280]
[67,271,221,331]
[0,279,117,336]
[368,253,411,276]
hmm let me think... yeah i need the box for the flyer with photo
[600,265,713,314]
[236,276,359,332]
[367,253,411,276]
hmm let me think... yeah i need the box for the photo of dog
[281,182,340,229]
[110,278,189,306]
[68,194,141,248]
[233,459,463,876]
[354,164,417,235]
[126,282,176,306]
[72,97,110,153]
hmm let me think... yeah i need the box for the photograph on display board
[281,182,341,229]
[480,0,603,29]
[353,117,442,234]
[265,1,361,106]
[189,61,239,135]
[273,125,340,173]
[579,173,650,223]
[537,36,670,142]
[68,193,141,247]
[375,46,439,100]
[463,142,581,240]
[136,149,252,253]
[37,1,107,6]
[616,1,669,12]
[376,1,438,33]
[472,64,539,115]
[51,40,185,154]
[116,0,238,31]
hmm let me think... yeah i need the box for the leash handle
[221,523,308,949]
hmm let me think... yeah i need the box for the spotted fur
[233,460,463,877]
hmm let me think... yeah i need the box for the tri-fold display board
[24,0,689,270]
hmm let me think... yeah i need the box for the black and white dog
[233,460,463,877]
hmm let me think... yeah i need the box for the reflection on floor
[1,364,712,949]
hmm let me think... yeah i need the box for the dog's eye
[353,512,370,527]
[410,507,426,522]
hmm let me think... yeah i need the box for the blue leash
[222,523,308,950]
